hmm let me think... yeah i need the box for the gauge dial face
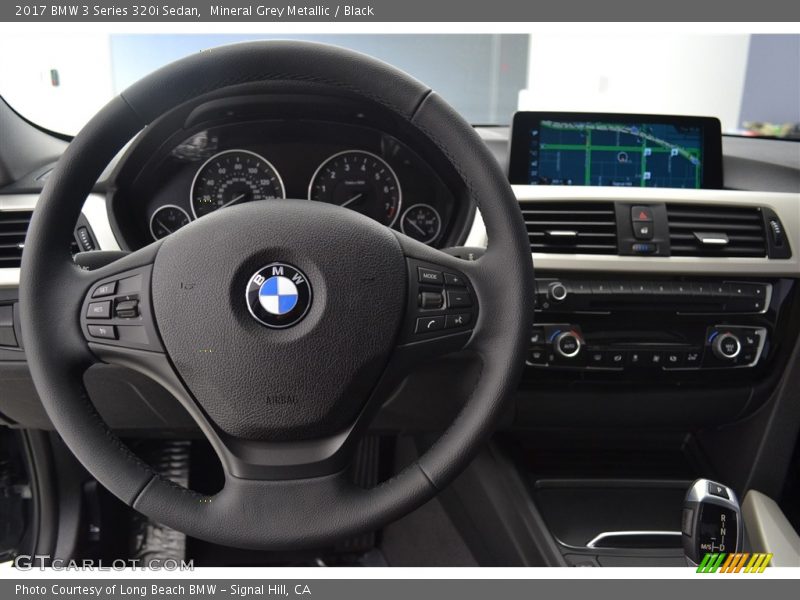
[190,149,285,218]
[308,150,402,227]
[149,205,191,240]
[400,203,442,245]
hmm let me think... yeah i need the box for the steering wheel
[19,41,534,550]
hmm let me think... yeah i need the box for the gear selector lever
[682,479,743,566]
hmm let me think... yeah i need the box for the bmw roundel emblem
[246,263,312,329]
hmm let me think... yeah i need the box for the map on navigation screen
[529,120,703,188]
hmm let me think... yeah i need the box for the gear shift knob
[682,479,743,566]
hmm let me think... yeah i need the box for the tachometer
[149,205,191,240]
[190,149,285,218]
[308,150,401,227]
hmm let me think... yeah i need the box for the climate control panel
[527,323,767,371]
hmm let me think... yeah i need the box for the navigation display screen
[508,112,723,189]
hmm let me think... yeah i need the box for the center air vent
[520,202,618,254]
[667,205,767,257]
[0,210,33,268]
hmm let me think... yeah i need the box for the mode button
[417,267,443,285]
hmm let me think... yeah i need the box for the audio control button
[548,282,568,302]
[446,290,472,308]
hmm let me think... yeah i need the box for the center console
[528,276,780,376]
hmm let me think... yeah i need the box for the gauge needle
[340,193,363,208]
[156,219,173,234]
[407,218,426,236]
[220,192,247,209]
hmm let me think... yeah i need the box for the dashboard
[114,119,461,249]
[0,93,799,442]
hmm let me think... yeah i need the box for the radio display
[508,112,723,189]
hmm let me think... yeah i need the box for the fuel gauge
[150,205,191,240]
[400,203,442,245]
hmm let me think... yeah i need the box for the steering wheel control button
[87,324,117,340]
[443,272,464,286]
[446,290,472,308]
[405,259,477,342]
[92,281,117,297]
[415,316,445,334]
[114,298,140,319]
[418,291,444,310]
[246,263,312,329]
[417,267,443,285]
[445,313,472,329]
[86,301,111,319]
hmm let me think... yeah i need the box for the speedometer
[308,150,401,227]
[190,149,285,218]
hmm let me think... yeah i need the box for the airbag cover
[151,200,406,441]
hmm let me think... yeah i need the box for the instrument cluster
[139,120,457,247]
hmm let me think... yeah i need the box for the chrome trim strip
[82,193,121,252]
[0,269,20,289]
[464,207,488,247]
[585,530,682,549]
[512,186,800,277]
[0,194,37,211]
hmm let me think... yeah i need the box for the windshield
[0,33,797,138]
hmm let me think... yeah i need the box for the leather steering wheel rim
[19,41,534,550]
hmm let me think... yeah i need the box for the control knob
[554,330,582,358]
[548,282,568,302]
[712,332,741,360]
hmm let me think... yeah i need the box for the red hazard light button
[631,206,654,222]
